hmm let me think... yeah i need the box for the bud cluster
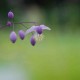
[6,11,51,46]
[7,11,25,43]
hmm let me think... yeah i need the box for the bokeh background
[0,0,80,80]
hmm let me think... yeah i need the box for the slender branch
[20,23,28,29]
[12,18,14,31]
[0,21,38,30]
[14,22,38,24]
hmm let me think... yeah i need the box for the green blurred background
[0,0,80,80]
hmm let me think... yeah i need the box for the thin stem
[20,23,28,29]
[12,19,14,31]
[0,21,38,30]
[13,23,14,31]
[14,22,38,25]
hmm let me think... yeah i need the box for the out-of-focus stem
[14,22,38,24]
[20,23,28,29]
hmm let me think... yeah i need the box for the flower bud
[36,26,43,34]
[8,11,14,19]
[6,21,12,26]
[10,31,17,43]
[18,30,25,40]
[30,36,36,46]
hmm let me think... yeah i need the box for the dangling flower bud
[10,31,17,43]
[36,26,43,34]
[8,11,14,19]
[18,30,25,40]
[30,36,36,46]
[6,21,12,26]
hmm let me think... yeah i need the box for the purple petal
[25,25,51,35]
[18,30,25,40]
[6,21,12,26]
[30,36,36,46]
[36,26,43,34]
[25,26,37,35]
[40,25,51,30]
[10,31,17,43]
[8,11,14,19]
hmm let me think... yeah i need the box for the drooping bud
[6,21,12,26]
[8,11,14,19]
[10,31,17,43]
[30,36,36,46]
[36,26,43,34]
[18,30,25,40]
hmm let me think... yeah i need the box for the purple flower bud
[8,11,14,19]
[36,26,43,34]
[18,30,25,40]
[30,36,36,46]
[6,21,12,26]
[10,31,17,43]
